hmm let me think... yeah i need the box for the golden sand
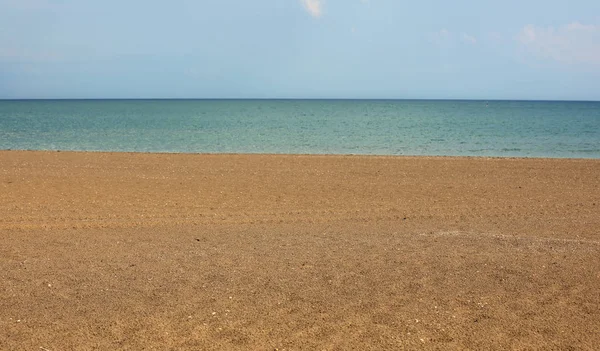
[1,151,599,349]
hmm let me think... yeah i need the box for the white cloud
[301,0,323,18]
[438,28,450,38]
[429,28,450,43]
[517,22,600,65]
[461,33,477,45]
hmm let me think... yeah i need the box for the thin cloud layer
[301,0,323,18]
[430,29,477,46]
[517,22,600,65]
[0,0,52,10]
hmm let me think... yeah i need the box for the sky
[1,0,599,100]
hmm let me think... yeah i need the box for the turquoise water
[0,99,599,158]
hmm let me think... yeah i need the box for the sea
[0,99,599,158]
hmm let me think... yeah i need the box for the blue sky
[1,0,599,100]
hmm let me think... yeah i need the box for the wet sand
[1,151,599,350]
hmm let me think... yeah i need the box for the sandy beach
[1,150,599,350]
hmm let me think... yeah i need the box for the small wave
[569,149,600,153]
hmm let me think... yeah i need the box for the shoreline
[2,98,600,102]
[3,149,600,160]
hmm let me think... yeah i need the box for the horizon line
[2,98,599,103]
